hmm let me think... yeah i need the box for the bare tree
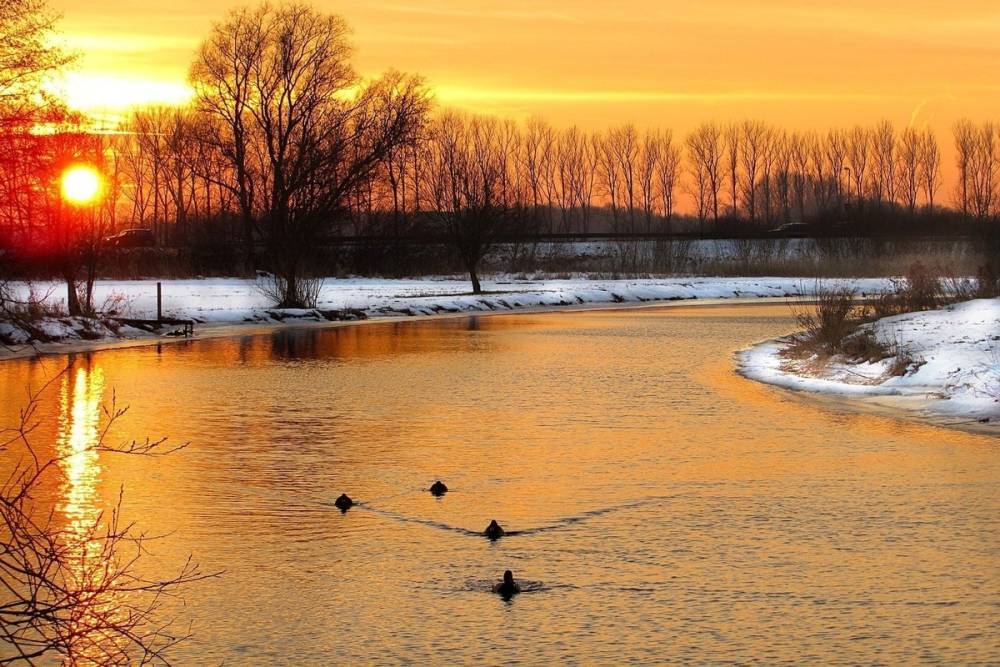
[0,0,74,297]
[607,124,640,233]
[896,127,921,213]
[191,4,429,306]
[808,131,831,215]
[189,4,265,268]
[759,127,780,224]
[953,119,976,217]
[773,131,792,223]
[789,132,810,221]
[825,128,848,209]
[554,126,588,232]
[724,123,740,218]
[739,120,767,223]
[522,117,553,232]
[653,129,681,229]
[871,120,896,206]
[919,129,941,210]
[423,113,515,294]
[685,122,723,224]
[638,131,659,231]
[0,0,72,120]
[969,121,997,219]
[846,125,870,209]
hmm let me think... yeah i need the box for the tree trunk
[242,215,255,273]
[65,273,81,317]
[468,265,482,295]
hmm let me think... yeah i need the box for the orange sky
[51,0,1000,138]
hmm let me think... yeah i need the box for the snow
[738,298,1000,423]
[8,275,894,323]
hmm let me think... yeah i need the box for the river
[1,303,996,663]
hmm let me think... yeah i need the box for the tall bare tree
[969,122,997,220]
[0,0,72,122]
[653,129,681,228]
[739,121,767,223]
[919,129,941,210]
[724,123,741,218]
[871,120,896,206]
[423,113,516,294]
[953,119,976,217]
[638,131,659,231]
[846,125,870,209]
[825,128,848,209]
[191,3,429,306]
[685,122,723,224]
[897,127,921,213]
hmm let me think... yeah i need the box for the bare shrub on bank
[1,376,213,664]
[790,281,860,354]
[866,261,998,319]
[255,272,324,309]
[789,282,903,366]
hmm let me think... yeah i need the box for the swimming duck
[429,480,448,496]
[492,570,521,598]
[484,519,505,540]
[334,493,354,511]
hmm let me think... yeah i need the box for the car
[105,229,156,248]
[768,222,812,237]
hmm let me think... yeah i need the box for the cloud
[435,86,896,104]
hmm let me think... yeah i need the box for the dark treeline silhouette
[1,2,998,304]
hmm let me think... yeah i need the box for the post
[156,282,162,323]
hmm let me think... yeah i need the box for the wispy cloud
[435,86,897,104]
[371,3,584,24]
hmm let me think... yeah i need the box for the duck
[334,493,354,511]
[483,519,505,540]
[429,480,448,496]
[492,570,521,598]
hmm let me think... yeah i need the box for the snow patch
[738,298,1000,423]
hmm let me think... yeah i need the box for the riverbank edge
[734,302,1000,437]
[0,295,800,362]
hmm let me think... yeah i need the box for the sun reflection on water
[57,365,106,544]
[55,363,127,661]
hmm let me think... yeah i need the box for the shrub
[975,263,999,298]
[255,272,324,309]
[790,282,861,355]
[901,261,942,311]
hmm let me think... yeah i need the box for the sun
[61,166,103,205]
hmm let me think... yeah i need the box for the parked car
[105,229,156,248]
[768,222,812,237]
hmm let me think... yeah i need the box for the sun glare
[61,166,103,205]
[60,73,194,112]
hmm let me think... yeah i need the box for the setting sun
[60,165,102,205]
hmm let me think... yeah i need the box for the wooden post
[156,282,162,324]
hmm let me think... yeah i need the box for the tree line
[2,1,999,306]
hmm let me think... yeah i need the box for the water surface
[1,304,996,663]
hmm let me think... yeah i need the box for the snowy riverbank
[1,275,896,354]
[738,298,1000,425]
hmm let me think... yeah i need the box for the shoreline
[0,295,800,363]
[735,298,1000,437]
[737,358,999,437]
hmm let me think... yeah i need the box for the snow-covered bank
[2,275,895,357]
[738,299,1000,425]
[12,275,898,321]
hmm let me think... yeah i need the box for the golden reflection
[55,363,122,661]
[57,365,106,544]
